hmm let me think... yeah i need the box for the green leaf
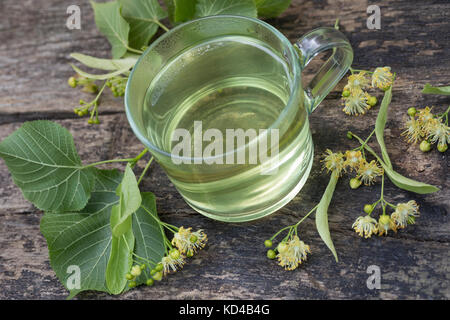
[119,0,167,50]
[422,83,450,95]
[316,172,339,262]
[132,192,165,285]
[41,169,166,297]
[195,0,257,18]
[0,120,95,212]
[91,1,130,59]
[375,85,393,169]
[70,53,138,71]
[254,0,291,18]
[165,0,197,23]
[110,163,142,237]
[70,63,131,80]
[106,228,135,294]
[40,169,122,298]
[383,164,439,194]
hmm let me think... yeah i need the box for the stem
[137,156,154,185]
[84,148,148,169]
[155,20,169,32]
[349,67,374,74]
[295,204,319,227]
[126,46,144,55]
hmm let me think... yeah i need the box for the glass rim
[124,14,301,161]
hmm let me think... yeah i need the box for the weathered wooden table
[0,0,449,299]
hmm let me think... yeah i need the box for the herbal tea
[140,35,312,221]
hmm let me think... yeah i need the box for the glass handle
[295,27,353,114]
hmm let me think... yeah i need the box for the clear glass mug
[125,15,353,222]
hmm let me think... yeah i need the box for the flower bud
[146,278,154,286]
[128,281,137,288]
[264,239,273,248]
[152,271,163,281]
[68,76,77,88]
[130,265,142,277]
[266,249,276,259]
[419,140,431,152]
[437,143,448,153]
[155,263,163,272]
[407,107,417,117]
[364,204,373,214]
[367,96,377,107]
[277,242,288,253]
[342,90,350,97]
[169,248,180,260]
[350,178,362,189]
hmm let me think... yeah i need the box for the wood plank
[0,0,448,299]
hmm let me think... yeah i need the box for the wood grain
[0,0,448,299]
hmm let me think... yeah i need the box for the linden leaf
[254,0,291,18]
[195,0,257,18]
[422,83,450,95]
[119,0,167,50]
[375,85,393,169]
[315,172,339,262]
[164,0,197,23]
[70,53,138,71]
[0,120,95,212]
[91,1,130,59]
[41,169,165,298]
[110,163,142,237]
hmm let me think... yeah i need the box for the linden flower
[277,236,310,271]
[391,200,420,228]
[344,150,363,171]
[321,149,345,175]
[342,90,371,115]
[347,72,370,92]
[424,118,450,147]
[378,215,397,236]
[371,67,393,90]
[161,255,185,275]
[352,215,378,238]
[356,160,384,185]
[402,116,424,144]
[417,107,434,125]
[172,227,208,255]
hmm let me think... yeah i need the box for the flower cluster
[265,235,311,271]
[341,67,394,116]
[402,106,449,153]
[322,149,384,186]
[125,226,207,288]
[352,200,420,238]
[68,74,129,125]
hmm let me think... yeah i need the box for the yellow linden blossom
[344,150,363,171]
[277,236,310,271]
[424,118,450,147]
[371,67,393,90]
[321,149,345,175]
[378,214,397,236]
[356,160,384,185]
[402,116,424,144]
[172,227,208,254]
[342,90,371,115]
[391,200,420,228]
[347,72,370,92]
[352,215,378,238]
[417,107,434,125]
[161,255,185,275]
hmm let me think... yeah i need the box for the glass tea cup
[125,15,353,222]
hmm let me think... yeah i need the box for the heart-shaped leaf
[119,0,167,50]
[41,169,166,298]
[195,0,257,18]
[91,1,130,59]
[0,120,96,212]
[254,0,291,18]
